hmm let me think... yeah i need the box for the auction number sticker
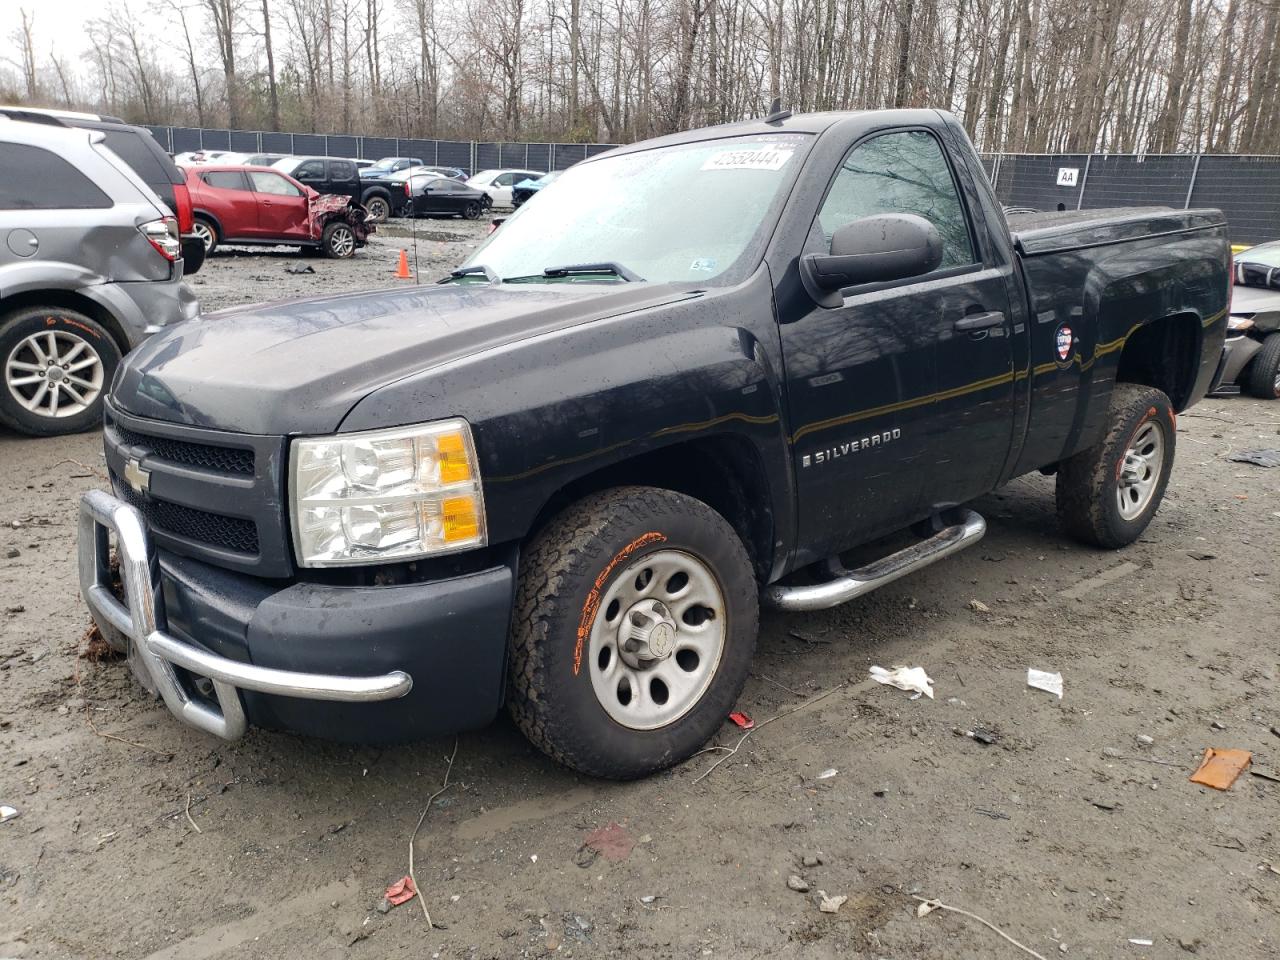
[702,147,795,172]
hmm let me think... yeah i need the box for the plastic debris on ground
[1027,668,1064,699]
[1128,938,1154,946]
[1227,449,1280,468]
[869,665,935,699]
[814,768,838,780]
[285,261,316,274]
[0,805,17,823]
[1190,748,1252,790]
[956,727,998,745]
[383,875,417,906]
[580,822,634,862]
[816,890,847,913]
[728,711,754,730]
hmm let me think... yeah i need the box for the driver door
[249,171,309,239]
[780,128,1014,563]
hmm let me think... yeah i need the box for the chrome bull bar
[77,488,413,740]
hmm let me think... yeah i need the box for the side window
[249,172,301,197]
[492,173,514,187]
[330,161,355,180]
[817,130,976,270]
[202,171,248,191]
[0,142,112,209]
[294,160,325,180]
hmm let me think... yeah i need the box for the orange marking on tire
[573,531,667,677]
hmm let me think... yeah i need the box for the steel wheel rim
[367,198,388,221]
[5,329,104,418]
[587,548,726,731]
[192,222,215,251]
[330,226,354,256]
[1116,420,1165,520]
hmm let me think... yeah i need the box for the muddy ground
[2,226,1278,959]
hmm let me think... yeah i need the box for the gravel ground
[1,237,1278,959]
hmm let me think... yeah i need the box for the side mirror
[800,213,943,307]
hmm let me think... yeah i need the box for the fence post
[1184,154,1202,209]
[470,141,477,176]
[992,153,1002,192]
[1076,155,1093,210]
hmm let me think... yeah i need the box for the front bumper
[78,489,514,742]
[1218,333,1262,388]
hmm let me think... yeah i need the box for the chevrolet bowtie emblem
[123,457,151,495]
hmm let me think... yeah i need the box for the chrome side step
[765,509,987,612]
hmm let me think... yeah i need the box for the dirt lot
[2,230,1278,959]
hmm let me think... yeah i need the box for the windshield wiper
[446,264,501,283]
[540,261,644,282]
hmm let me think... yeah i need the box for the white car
[466,168,544,209]
[172,149,235,165]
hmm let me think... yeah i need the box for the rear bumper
[78,489,514,743]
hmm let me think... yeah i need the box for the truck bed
[1008,207,1225,256]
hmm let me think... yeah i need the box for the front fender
[340,273,796,569]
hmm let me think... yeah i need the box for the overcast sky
[1,2,99,62]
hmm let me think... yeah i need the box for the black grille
[115,481,260,555]
[109,423,255,475]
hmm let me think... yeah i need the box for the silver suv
[0,118,199,436]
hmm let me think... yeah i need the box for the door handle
[953,311,1005,332]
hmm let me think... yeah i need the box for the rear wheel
[0,307,121,436]
[1056,383,1175,548]
[462,201,481,220]
[191,217,218,255]
[508,486,758,779]
[1244,332,1280,399]
[322,221,356,259]
[364,196,390,223]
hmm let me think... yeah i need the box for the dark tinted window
[818,130,976,269]
[98,128,177,186]
[0,142,111,209]
[294,160,325,179]
[202,171,248,190]
[330,160,356,180]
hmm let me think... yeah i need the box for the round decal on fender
[1055,324,1074,362]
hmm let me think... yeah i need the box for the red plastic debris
[729,711,755,730]
[583,822,634,862]
[384,875,417,906]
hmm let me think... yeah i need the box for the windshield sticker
[701,147,795,172]
[689,258,718,272]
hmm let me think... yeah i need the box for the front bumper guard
[77,489,413,740]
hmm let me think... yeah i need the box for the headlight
[1227,315,1254,332]
[290,419,486,567]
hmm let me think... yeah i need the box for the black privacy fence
[980,152,1280,246]
[144,127,1278,246]
[144,125,618,178]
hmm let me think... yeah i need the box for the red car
[184,165,372,259]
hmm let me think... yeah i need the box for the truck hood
[112,282,699,434]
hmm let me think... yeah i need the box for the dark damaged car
[78,109,1230,779]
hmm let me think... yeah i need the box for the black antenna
[764,97,792,124]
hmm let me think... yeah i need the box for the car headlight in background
[1226,315,1254,333]
[290,419,486,567]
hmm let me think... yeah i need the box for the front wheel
[508,486,758,779]
[0,307,121,436]
[1244,332,1280,400]
[462,201,481,220]
[1056,383,1176,548]
[322,221,356,259]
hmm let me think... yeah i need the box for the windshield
[1239,242,1280,269]
[463,133,810,284]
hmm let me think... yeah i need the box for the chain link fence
[143,125,618,177]
[982,152,1280,245]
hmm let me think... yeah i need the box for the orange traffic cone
[395,249,413,279]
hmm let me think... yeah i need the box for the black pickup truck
[78,109,1230,779]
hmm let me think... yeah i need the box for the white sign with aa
[1057,167,1079,187]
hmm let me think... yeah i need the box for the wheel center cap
[619,598,678,665]
[47,366,65,382]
